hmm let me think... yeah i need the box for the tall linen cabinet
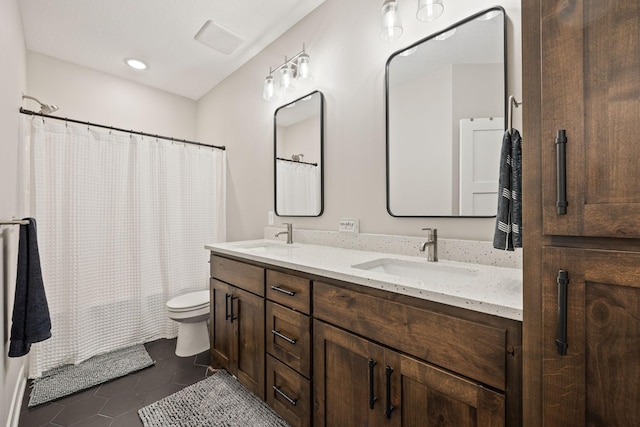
[522,0,640,426]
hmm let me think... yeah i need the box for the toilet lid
[167,290,210,310]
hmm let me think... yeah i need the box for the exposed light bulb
[417,0,444,22]
[297,53,313,82]
[263,75,275,100]
[380,0,403,42]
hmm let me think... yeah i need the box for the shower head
[22,95,59,114]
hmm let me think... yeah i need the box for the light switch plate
[338,218,359,234]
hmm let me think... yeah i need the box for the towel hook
[507,95,522,133]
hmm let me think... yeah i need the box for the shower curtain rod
[19,108,225,151]
[276,157,318,166]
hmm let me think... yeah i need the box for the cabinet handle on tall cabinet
[368,359,377,409]
[555,130,568,215]
[225,293,230,320]
[556,270,569,355]
[385,366,395,419]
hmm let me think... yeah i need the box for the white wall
[197,0,522,242]
[1,1,29,425]
[26,52,197,141]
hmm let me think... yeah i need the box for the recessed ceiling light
[125,58,147,70]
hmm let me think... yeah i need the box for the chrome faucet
[419,228,438,262]
[275,223,293,244]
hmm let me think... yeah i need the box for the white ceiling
[18,0,325,100]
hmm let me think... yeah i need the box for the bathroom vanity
[206,240,522,426]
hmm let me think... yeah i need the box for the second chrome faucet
[275,222,293,244]
[419,228,438,262]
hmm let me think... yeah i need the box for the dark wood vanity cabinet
[209,253,522,426]
[313,281,520,427]
[209,256,265,399]
[523,0,640,425]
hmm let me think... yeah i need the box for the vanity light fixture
[125,58,147,70]
[380,0,403,41]
[380,0,445,42]
[416,0,444,22]
[263,44,313,101]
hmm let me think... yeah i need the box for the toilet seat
[167,290,209,312]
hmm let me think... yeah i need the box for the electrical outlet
[338,218,359,234]
[268,211,275,225]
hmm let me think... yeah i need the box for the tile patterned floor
[18,339,211,427]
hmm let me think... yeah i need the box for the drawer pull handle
[368,358,377,409]
[272,385,298,406]
[271,329,297,344]
[225,293,230,320]
[270,285,296,296]
[385,366,395,419]
[556,270,569,355]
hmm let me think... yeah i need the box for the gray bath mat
[29,344,154,407]
[138,370,290,427]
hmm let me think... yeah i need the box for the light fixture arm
[269,44,306,74]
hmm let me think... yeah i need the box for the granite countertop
[205,239,522,321]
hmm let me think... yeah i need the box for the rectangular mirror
[386,7,506,217]
[274,91,324,216]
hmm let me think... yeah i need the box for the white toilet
[166,290,210,357]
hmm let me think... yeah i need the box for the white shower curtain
[276,160,320,215]
[25,117,226,377]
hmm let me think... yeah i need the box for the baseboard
[5,364,26,427]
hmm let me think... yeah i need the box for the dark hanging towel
[9,218,52,357]
[493,129,523,251]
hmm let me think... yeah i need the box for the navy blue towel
[493,129,523,251]
[9,218,52,357]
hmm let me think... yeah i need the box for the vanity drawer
[210,255,264,296]
[266,270,311,314]
[266,301,311,378]
[313,281,507,391]
[266,354,311,427]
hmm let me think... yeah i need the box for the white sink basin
[352,258,478,284]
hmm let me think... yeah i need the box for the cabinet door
[314,320,399,427]
[397,353,505,427]
[541,0,640,238]
[542,247,640,426]
[210,279,232,369]
[233,287,265,399]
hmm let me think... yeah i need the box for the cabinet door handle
[272,385,298,406]
[229,296,238,323]
[270,285,296,296]
[271,329,297,344]
[385,366,395,419]
[555,129,568,215]
[556,270,569,355]
[225,293,230,320]
[368,358,377,409]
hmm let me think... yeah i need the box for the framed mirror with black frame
[386,7,506,217]
[274,90,324,217]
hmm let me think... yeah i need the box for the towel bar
[0,219,29,226]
